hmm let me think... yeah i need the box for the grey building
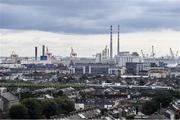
[0,92,19,112]
[70,63,117,75]
[126,62,144,75]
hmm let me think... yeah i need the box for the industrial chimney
[110,25,113,59]
[117,25,120,55]
[42,45,45,56]
[35,46,38,60]
[40,45,47,61]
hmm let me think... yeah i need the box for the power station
[40,45,48,61]
[117,24,120,55]
[35,46,38,60]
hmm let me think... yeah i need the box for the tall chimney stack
[117,25,120,55]
[42,45,45,56]
[35,46,38,60]
[110,25,113,59]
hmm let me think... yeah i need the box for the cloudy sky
[0,0,180,57]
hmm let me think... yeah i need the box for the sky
[0,0,180,57]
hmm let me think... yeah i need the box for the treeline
[9,97,75,119]
[141,91,180,115]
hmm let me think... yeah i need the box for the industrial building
[0,25,180,78]
[169,64,180,78]
[40,45,48,61]
[114,52,141,67]
[95,53,102,63]
[148,69,169,78]
[69,63,118,75]
[126,62,144,75]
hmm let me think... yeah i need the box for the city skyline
[0,1,180,119]
[0,28,180,57]
[0,0,180,57]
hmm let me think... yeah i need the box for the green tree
[55,98,75,114]
[126,114,135,119]
[62,100,75,114]
[153,95,172,108]
[19,92,35,100]
[54,90,63,97]
[22,98,42,119]
[9,104,28,119]
[169,91,180,99]
[42,100,58,118]
[139,79,145,85]
[141,101,158,115]
[100,108,108,116]
[58,76,65,82]
[80,74,88,80]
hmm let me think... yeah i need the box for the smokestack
[117,25,120,55]
[42,45,45,56]
[35,46,38,60]
[110,25,113,59]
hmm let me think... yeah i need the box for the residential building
[0,92,19,112]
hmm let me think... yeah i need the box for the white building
[148,69,169,78]
[0,63,25,69]
[114,52,141,67]
[101,46,109,62]
[75,103,84,110]
[95,53,102,63]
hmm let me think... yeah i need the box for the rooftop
[1,92,18,101]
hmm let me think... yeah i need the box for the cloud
[0,0,180,34]
[0,28,180,57]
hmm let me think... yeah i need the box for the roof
[0,87,7,90]
[34,87,55,92]
[1,92,18,101]
[45,94,54,99]
[78,113,86,119]
[149,113,167,119]
[61,87,75,92]
[65,108,101,119]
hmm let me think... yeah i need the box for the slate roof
[1,92,18,101]
[65,108,101,119]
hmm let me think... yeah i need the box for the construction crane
[70,47,77,57]
[170,48,174,58]
[151,45,155,58]
[46,47,52,58]
[176,51,178,57]
[11,51,18,59]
